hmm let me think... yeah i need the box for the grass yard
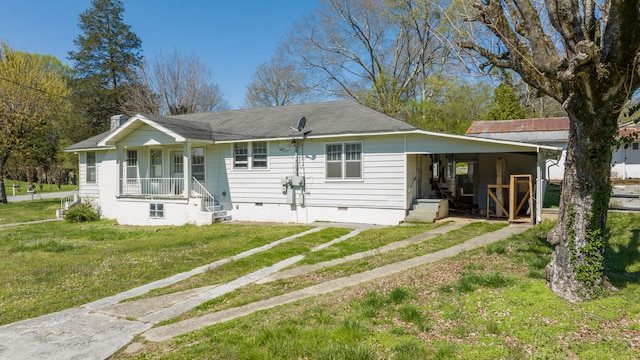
[0,221,310,325]
[115,214,640,359]
[0,198,60,224]
[158,222,508,324]
[4,180,76,196]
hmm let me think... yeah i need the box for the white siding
[225,136,407,211]
[119,124,177,147]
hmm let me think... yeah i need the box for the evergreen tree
[483,82,530,120]
[68,0,142,135]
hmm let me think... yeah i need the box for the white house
[66,100,560,226]
[466,117,640,181]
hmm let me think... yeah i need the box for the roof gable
[98,115,191,147]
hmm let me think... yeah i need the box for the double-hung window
[252,142,268,168]
[86,152,96,183]
[192,147,205,181]
[126,150,138,179]
[325,142,362,180]
[233,143,248,168]
[150,149,163,178]
[234,142,269,169]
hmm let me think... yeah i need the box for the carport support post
[536,149,544,224]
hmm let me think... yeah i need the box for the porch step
[404,199,445,223]
[405,211,437,223]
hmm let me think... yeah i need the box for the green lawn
[114,214,640,359]
[4,180,76,196]
[0,198,61,224]
[0,221,310,325]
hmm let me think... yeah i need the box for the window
[325,142,362,180]
[86,152,96,183]
[345,143,362,178]
[192,147,205,181]
[234,143,248,168]
[126,150,138,179]
[150,149,163,178]
[326,144,343,179]
[233,142,269,169]
[633,143,639,150]
[149,203,164,218]
[172,152,183,175]
[252,142,268,168]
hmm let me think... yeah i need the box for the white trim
[324,141,363,181]
[231,141,271,171]
[98,114,187,146]
[413,129,562,152]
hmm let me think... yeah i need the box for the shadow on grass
[605,225,640,290]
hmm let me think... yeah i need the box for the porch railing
[58,188,80,218]
[192,177,216,212]
[122,178,184,196]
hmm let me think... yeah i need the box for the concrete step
[412,202,440,211]
[404,214,436,223]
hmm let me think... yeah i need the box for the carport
[404,131,562,224]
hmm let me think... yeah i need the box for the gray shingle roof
[65,131,112,151]
[66,100,418,151]
[169,100,417,141]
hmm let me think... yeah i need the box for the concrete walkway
[7,191,69,202]
[0,220,531,360]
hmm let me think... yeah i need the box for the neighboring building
[466,117,640,181]
[66,100,560,226]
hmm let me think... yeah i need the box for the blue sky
[0,1,320,109]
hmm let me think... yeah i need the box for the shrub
[65,203,100,223]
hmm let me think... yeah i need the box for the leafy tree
[458,0,640,302]
[68,0,142,134]
[288,0,452,117]
[123,50,228,116]
[405,76,492,133]
[483,82,530,120]
[245,53,312,108]
[0,43,70,203]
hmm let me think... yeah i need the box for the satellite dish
[296,116,306,131]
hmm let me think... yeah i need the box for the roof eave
[212,129,421,144]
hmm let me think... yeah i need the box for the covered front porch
[97,116,229,224]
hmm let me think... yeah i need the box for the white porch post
[116,145,122,195]
[536,149,544,224]
[183,143,192,197]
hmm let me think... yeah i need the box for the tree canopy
[0,43,70,203]
[244,53,312,108]
[68,0,142,134]
[124,50,228,116]
[288,0,453,118]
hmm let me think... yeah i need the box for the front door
[170,151,183,195]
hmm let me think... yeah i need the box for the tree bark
[545,100,618,302]
[0,158,7,204]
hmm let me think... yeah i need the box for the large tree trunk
[0,171,7,204]
[545,106,617,302]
